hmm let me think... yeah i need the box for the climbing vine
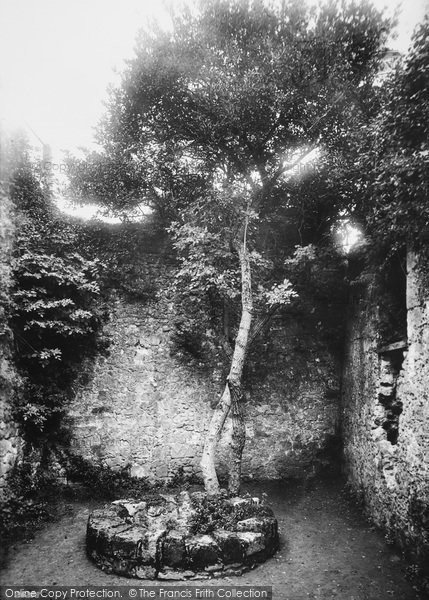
[9,146,108,453]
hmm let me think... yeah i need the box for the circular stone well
[87,490,279,580]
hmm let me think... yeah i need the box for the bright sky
[0,0,427,221]
[0,0,172,153]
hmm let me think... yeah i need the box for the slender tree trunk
[200,235,253,495]
[228,381,246,495]
[200,382,232,494]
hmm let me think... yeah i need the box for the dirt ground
[0,476,423,599]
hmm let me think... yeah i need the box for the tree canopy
[337,19,429,261]
[68,0,393,219]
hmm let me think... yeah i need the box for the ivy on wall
[8,143,108,455]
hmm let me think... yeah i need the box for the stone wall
[0,188,22,499]
[342,252,429,567]
[68,240,340,484]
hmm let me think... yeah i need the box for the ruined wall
[0,190,22,499]
[68,241,340,484]
[342,252,429,566]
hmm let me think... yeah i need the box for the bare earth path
[0,477,422,599]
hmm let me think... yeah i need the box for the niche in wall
[376,253,407,445]
[377,345,405,444]
[377,253,407,345]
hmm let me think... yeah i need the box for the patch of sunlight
[282,147,321,180]
[55,195,153,224]
[334,220,364,254]
[55,196,121,223]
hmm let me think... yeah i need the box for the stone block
[236,532,265,557]
[213,530,244,563]
[238,516,278,552]
[162,530,186,568]
[185,534,220,569]
[111,526,148,560]
[87,507,123,528]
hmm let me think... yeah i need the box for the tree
[68,0,392,494]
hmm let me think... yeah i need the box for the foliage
[314,20,429,343]
[0,458,62,559]
[189,492,272,535]
[75,219,164,302]
[12,250,103,370]
[65,455,152,500]
[8,139,108,449]
[282,243,349,352]
[335,19,429,262]
[64,142,208,224]
[168,465,202,487]
[0,493,51,554]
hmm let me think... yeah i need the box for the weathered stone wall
[68,241,340,484]
[342,252,429,567]
[0,188,22,499]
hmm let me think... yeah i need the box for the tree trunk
[200,382,232,495]
[228,381,246,495]
[200,237,253,495]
